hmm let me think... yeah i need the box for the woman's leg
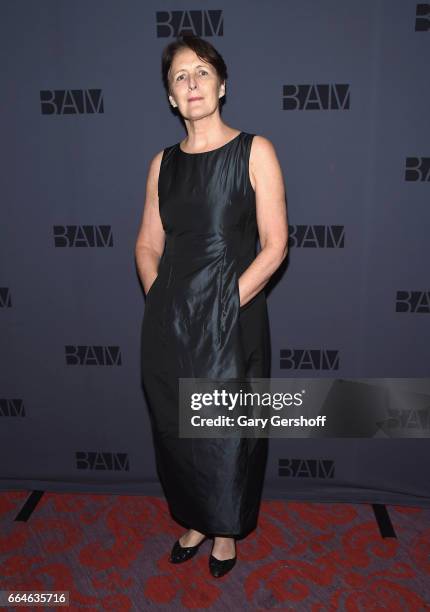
[211,536,236,560]
[179,528,206,547]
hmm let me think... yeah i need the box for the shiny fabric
[141,131,271,538]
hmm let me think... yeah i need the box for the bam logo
[278,458,335,478]
[40,89,104,115]
[289,225,345,248]
[405,157,430,181]
[283,84,350,110]
[0,399,25,417]
[65,346,122,365]
[415,3,430,31]
[54,226,113,247]
[156,10,223,37]
[396,291,430,313]
[384,407,430,430]
[76,451,129,471]
[280,349,340,370]
[0,288,12,308]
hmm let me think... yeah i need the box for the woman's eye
[176,70,207,82]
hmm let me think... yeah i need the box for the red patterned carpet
[1,491,430,610]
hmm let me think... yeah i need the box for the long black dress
[141,131,271,538]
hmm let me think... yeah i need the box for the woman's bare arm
[238,136,289,307]
[135,151,166,295]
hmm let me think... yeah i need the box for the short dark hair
[161,34,228,96]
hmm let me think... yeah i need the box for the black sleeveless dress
[141,131,271,538]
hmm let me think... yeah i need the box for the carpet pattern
[1,491,430,610]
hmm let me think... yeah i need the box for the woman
[135,34,288,578]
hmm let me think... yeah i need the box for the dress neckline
[178,131,242,156]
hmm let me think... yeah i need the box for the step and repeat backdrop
[1,1,429,505]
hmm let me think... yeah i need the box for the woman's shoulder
[148,142,177,170]
[248,134,281,182]
[248,133,279,161]
[147,148,164,172]
[248,133,276,150]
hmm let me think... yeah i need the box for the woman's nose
[187,76,197,89]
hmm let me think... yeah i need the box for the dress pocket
[146,274,159,299]
[235,270,248,312]
[236,273,257,313]
[216,248,228,346]
[235,272,242,310]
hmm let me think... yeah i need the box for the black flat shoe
[209,553,237,578]
[169,536,206,564]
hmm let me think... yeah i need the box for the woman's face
[168,48,224,119]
